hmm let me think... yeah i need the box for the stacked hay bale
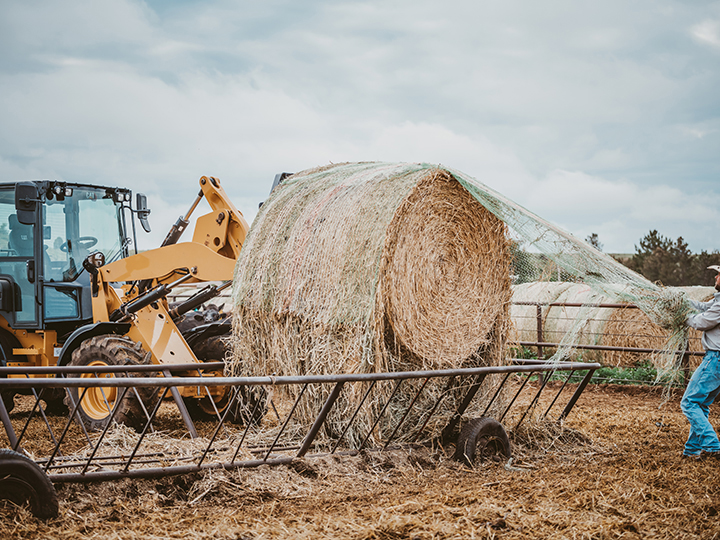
[230,162,512,445]
[509,282,575,344]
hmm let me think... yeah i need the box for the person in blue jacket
[682,265,720,459]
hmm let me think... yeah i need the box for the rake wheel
[454,417,511,467]
[0,449,58,519]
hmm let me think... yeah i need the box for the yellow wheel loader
[0,176,253,430]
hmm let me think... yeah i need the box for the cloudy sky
[1,0,718,253]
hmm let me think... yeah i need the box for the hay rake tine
[412,376,458,444]
[122,386,170,474]
[441,374,486,442]
[482,372,511,417]
[199,383,231,439]
[264,383,308,461]
[499,370,533,423]
[45,386,93,472]
[269,399,280,422]
[162,369,198,439]
[81,386,132,475]
[383,378,429,450]
[198,385,245,467]
[514,369,554,431]
[297,382,345,458]
[359,379,403,451]
[560,369,595,421]
[32,387,61,448]
[16,385,48,448]
[128,376,156,433]
[542,369,575,420]
[331,380,376,454]
[231,386,268,464]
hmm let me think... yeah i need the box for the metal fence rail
[512,300,701,382]
[0,360,599,484]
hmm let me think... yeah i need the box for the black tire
[0,329,25,415]
[63,335,158,432]
[0,448,59,519]
[1,391,14,414]
[454,417,511,467]
[41,388,69,416]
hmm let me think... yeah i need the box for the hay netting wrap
[231,163,511,446]
[448,164,694,382]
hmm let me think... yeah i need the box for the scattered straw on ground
[4,386,719,539]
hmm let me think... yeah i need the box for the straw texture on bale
[231,162,512,444]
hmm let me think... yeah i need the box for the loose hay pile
[231,163,512,445]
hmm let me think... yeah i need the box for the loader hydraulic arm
[191,176,249,260]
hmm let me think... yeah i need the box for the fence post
[536,303,545,385]
[536,303,544,360]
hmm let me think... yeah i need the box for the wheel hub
[78,360,116,421]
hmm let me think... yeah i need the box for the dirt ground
[2,384,720,540]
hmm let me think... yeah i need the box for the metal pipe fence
[512,300,701,385]
[0,360,599,484]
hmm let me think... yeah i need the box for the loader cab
[0,181,136,333]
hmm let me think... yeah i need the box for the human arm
[687,302,720,332]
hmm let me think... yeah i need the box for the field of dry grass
[2,383,719,539]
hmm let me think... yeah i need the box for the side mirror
[15,182,39,225]
[136,193,151,233]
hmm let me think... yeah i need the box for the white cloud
[692,19,720,49]
[522,170,720,253]
[1,0,719,256]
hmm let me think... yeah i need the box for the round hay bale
[541,284,612,362]
[230,162,511,445]
[509,282,576,344]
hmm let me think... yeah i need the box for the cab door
[0,186,39,327]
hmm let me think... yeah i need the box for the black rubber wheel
[177,310,267,426]
[1,391,15,414]
[0,448,58,519]
[42,389,69,416]
[63,335,158,432]
[454,417,511,467]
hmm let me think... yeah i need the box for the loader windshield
[43,187,127,282]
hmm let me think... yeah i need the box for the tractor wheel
[454,417,511,467]
[0,448,58,519]
[184,384,266,426]
[63,335,158,432]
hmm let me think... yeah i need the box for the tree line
[617,230,720,287]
